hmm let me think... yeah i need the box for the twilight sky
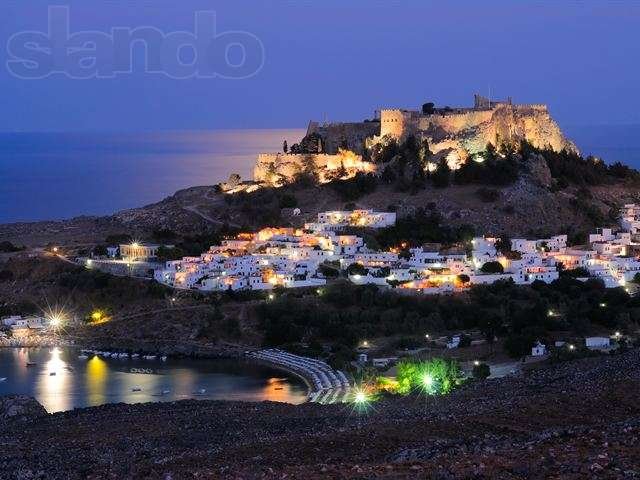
[1,0,639,131]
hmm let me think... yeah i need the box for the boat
[49,372,56,376]
[275,387,284,390]
[143,355,156,360]
[162,389,171,395]
[193,388,207,395]
[26,362,37,367]
[119,353,129,359]
[131,386,143,392]
[131,354,140,359]
[0,377,6,382]
[160,356,167,362]
[78,354,89,360]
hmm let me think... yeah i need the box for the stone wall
[307,121,380,154]
[376,100,577,160]
[254,151,376,186]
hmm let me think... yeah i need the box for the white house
[1,315,22,327]
[585,337,611,349]
[531,341,547,356]
[446,335,461,349]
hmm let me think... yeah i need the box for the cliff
[297,96,576,171]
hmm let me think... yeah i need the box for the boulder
[0,395,48,426]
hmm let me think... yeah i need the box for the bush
[480,261,504,274]
[472,362,491,380]
[395,358,463,395]
[329,173,378,201]
[0,241,24,253]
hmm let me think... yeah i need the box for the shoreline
[0,342,315,403]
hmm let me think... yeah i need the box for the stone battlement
[254,151,376,186]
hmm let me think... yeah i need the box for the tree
[156,246,185,262]
[92,245,108,257]
[503,333,534,360]
[346,263,367,276]
[472,362,491,380]
[278,194,297,209]
[283,140,288,153]
[431,159,451,188]
[422,102,435,115]
[480,261,504,274]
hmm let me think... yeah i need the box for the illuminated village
[151,204,640,295]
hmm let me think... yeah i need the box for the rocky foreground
[2,351,640,479]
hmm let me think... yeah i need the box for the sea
[0,129,304,224]
[0,125,639,224]
[0,347,308,413]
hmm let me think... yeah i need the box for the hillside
[1,144,640,249]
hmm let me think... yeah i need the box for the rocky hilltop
[253,95,577,185]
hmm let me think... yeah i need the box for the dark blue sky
[1,0,639,131]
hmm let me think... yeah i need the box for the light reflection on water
[0,348,308,413]
[0,129,306,223]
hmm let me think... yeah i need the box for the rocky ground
[1,349,639,479]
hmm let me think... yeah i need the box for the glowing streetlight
[615,331,621,338]
[53,247,59,253]
[362,340,369,348]
[91,311,102,321]
[354,391,367,403]
[568,344,575,351]
[425,334,430,339]
[599,303,607,308]
[268,294,275,300]
[422,374,434,388]
[473,360,480,366]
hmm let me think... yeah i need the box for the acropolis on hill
[250,94,577,188]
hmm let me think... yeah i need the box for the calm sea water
[0,126,638,224]
[0,129,304,224]
[0,347,308,413]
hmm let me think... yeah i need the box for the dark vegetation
[344,207,475,250]
[256,277,640,361]
[0,241,25,253]
[289,135,640,204]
